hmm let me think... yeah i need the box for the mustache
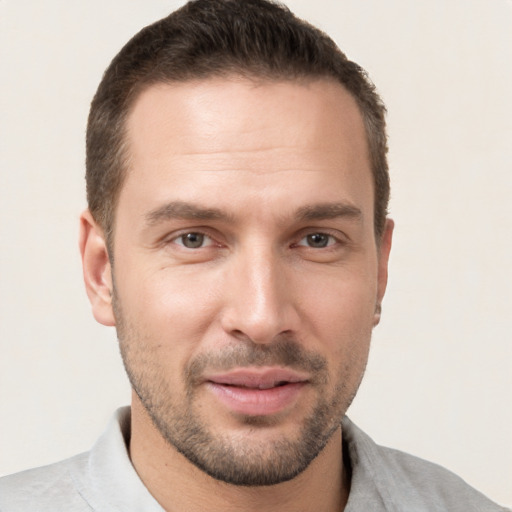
[185,338,328,386]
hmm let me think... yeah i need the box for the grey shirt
[0,407,507,511]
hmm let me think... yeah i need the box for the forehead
[126,76,368,170]
[118,77,373,226]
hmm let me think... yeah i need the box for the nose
[220,244,299,345]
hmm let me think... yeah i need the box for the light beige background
[1,0,511,506]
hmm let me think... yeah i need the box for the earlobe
[374,218,394,327]
[79,210,116,327]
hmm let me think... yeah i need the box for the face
[85,77,392,486]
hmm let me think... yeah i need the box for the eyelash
[167,230,343,250]
[172,232,216,249]
[295,232,338,249]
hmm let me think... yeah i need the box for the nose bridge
[222,240,294,344]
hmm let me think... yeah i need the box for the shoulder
[0,453,92,512]
[343,417,509,512]
[377,445,506,510]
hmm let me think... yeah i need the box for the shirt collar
[71,407,164,512]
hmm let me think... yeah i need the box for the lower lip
[206,382,306,416]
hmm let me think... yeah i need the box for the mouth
[203,367,309,416]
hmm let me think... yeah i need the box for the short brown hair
[86,0,389,243]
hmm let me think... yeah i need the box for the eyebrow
[145,201,233,225]
[295,202,363,222]
[145,200,362,226]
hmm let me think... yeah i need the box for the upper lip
[204,367,309,389]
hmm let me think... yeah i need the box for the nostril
[230,329,250,341]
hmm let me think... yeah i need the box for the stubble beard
[113,295,367,487]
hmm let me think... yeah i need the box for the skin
[80,77,393,512]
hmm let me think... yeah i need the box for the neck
[129,397,350,512]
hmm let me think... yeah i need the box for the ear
[79,210,115,327]
[374,218,394,326]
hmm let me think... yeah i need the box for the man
[0,1,507,510]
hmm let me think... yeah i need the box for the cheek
[116,261,223,348]
[300,270,377,332]
[296,269,377,374]
[114,267,220,392]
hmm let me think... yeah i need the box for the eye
[297,233,336,248]
[174,232,213,249]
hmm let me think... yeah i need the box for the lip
[204,367,309,416]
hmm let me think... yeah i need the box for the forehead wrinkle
[172,141,338,157]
